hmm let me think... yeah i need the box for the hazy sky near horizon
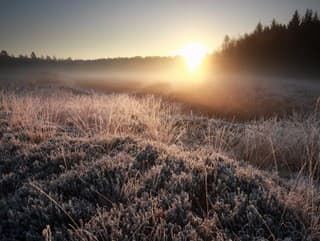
[1,0,320,59]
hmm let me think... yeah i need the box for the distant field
[1,85,320,240]
[1,68,319,119]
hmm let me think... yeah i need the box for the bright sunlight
[179,43,208,73]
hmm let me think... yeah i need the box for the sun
[179,43,208,73]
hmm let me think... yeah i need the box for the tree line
[0,49,178,71]
[216,9,320,76]
[0,50,177,66]
[0,50,72,64]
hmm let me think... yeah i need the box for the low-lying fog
[1,64,319,119]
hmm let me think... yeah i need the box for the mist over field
[1,58,319,120]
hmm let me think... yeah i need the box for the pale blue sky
[1,0,320,59]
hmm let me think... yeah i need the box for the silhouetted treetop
[288,10,300,30]
[254,22,263,34]
[30,51,37,59]
[0,50,9,57]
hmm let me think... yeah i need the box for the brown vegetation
[1,87,320,240]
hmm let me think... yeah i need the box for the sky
[1,0,320,59]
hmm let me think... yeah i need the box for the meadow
[1,81,320,241]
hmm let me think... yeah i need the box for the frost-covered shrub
[0,89,319,241]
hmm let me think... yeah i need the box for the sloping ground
[0,89,319,241]
[0,132,310,240]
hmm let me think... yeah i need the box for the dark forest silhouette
[215,9,320,77]
[1,9,320,77]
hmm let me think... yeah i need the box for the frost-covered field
[1,86,320,240]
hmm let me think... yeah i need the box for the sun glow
[179,43,208,73]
